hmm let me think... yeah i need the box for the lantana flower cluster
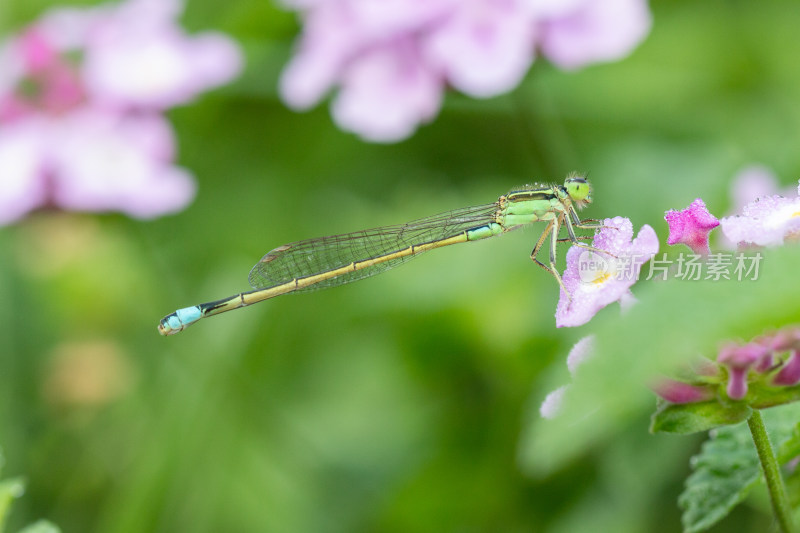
[654,326,800,405]
[279,0,652,142]
[543,326,800,421]
[0,0,242,225]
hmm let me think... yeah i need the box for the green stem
[748,410,796,533]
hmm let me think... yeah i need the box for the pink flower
[555,217,658,328]
[0,0,242,224]
[717,342,770,400]
[774,351,800,387]
[720,180,800,247]
[652,379,714,404]
[331,38,442,142]
[422,0,536,98]
[0,111,196,222]
[650,327,800,407]
[758,328,800,353]
[664,198,720,255]
[280,0,651,142]
[534,0,652,70]
[77,0,242,109]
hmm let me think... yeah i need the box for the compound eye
[565,177,590,202]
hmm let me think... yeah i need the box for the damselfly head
[564,174,592,208]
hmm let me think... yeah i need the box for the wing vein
[248,202,499,292]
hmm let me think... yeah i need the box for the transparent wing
[248,203,499,292]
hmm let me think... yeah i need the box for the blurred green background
[2,0,800,531]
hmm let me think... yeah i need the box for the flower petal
[720,187,800,247]
[331,40,441,142]
[566,335,595,375]
[540,385,567,419]
[538,0,651,70]
[423,0,536,97]
[48,110,195,218]
[652,379,714,404]
[774,351,800,386]
[0,120,48,224]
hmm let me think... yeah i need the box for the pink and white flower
[0,0,242,225]
[555,216,658,328]
[533,0,652,70]
[280,0,651,142]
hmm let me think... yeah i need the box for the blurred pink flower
[0,0,242,225]
[534,0,652,70]
[774,350,800,386]
[0,111,196,223]
[717,342,771,400]
[280,0,651,142]
[652,379,714,404]
[75,0,243,109]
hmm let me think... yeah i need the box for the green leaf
[680,403,800,532]
[680,422,761,533]
[777,419,800,464]
[785,467,800,509]
[17,521,60,533]
[748,382,800,410]
[650,400,752,435]
[778,415,800,509]
[0,478,25,533]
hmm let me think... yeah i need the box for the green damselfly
[158,175,606,335]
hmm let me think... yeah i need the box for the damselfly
[158,175,606,335]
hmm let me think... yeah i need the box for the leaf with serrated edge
[680,403,800,532]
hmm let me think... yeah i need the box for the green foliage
[779,420,800,510]
[651,400,752,435]
[0,479,25,533]
[16,522,60,533]
[0,449,60,533]
[679,422,762,533]
[679,404,800,533]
